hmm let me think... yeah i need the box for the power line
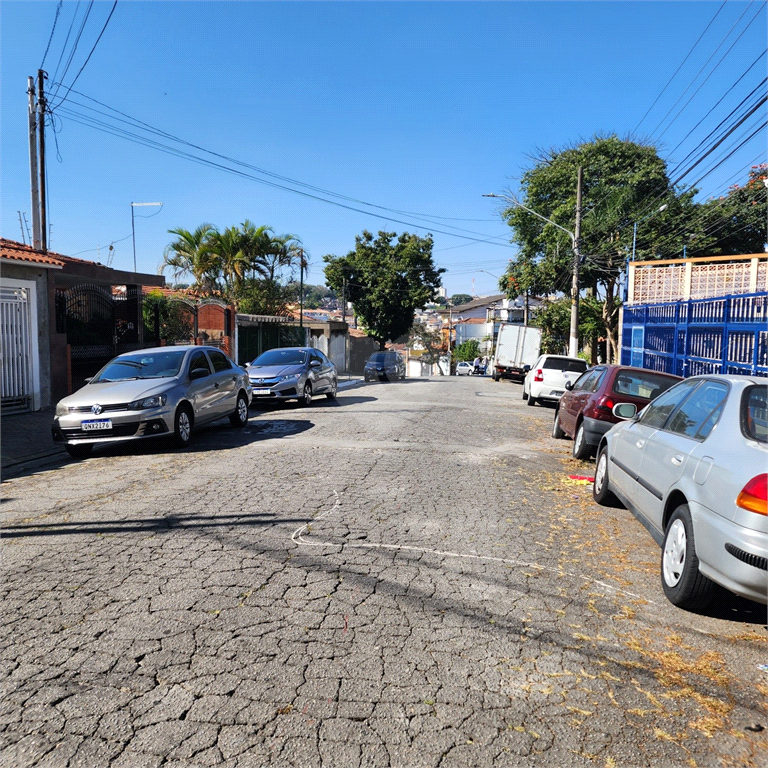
[39,1,63,70]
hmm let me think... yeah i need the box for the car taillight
[595,395,615,414]
[534,369,544,382]
[737,474,767,515]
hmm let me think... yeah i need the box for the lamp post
[131,202,162,273]
[626,203,668,301]
[484,172,582,358]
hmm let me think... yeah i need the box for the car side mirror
[310,360,321,368]
[565,381,573,391]
[190,368,209,380]
[613,402,637,420]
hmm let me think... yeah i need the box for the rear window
[612,370,678,400]
[542,357,588,372]
[368,353,396,363]
[743,385,768,444]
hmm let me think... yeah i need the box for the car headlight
[55,402,70,416]
[128,393,168,410]
[278,373,300,383]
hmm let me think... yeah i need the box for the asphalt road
[2,376,766,768]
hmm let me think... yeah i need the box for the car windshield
[542,358,587,372]
[252,349,307,366]
[743,385,768,443]
[92,351,187,382]
[612,370,678,399]
[368,353,395,363]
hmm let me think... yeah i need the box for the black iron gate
[57,284,150,392]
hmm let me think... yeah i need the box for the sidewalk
[1,408,64,476]
[2,376,364,477]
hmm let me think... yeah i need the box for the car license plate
[253,388,271,395]
[82,419,112,431]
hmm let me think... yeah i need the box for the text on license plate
[82,419,112,431]
[253,388,271,395]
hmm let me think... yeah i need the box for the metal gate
[57,284,149,392]
[1,284,34,412]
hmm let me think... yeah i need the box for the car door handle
[636,439,645,448]
[671,454,684,466]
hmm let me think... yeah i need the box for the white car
[523,354,588,406]
[455,361,474,376]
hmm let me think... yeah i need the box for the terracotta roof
[0,238,66,268]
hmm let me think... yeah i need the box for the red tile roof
[0,238,66,268]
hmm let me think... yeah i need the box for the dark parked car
[553,364,682,459]
[364,351,406,381]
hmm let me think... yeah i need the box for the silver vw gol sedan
[52,346,251,458]
[592,374,767,611]
[246,347,338,406]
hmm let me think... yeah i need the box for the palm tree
[239,220,273,281]
[264,233,303,282]
[209,226,251,296]
[162,224,218,293]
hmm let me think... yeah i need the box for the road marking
[290,491,654,603]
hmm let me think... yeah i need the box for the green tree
[449,293,473,306]
[697,164,768,255]
[162,224,218,293]
[498,135,701,362]
[236,278,292,316]
[408,320,445,374]
[324,230,445,349]
[454,339,480,362]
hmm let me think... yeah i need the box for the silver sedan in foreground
[592,374,767,610]
[52,346,251,457]
[246,347,337,406]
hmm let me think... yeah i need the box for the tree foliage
[408,320,445,372]
[324,230,445,349]
[449,293,473,306]
[453,339,480,362]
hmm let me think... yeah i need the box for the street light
[625,203,668,301]
[484,176,583,358]
[131,202,163,273]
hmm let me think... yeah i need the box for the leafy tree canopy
[324,230,445,349]
[453,339,480,362]
[449,293,473,306]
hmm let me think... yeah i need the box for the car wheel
[65,443,93,458]
[173,405,193,447]
[552,410,565,439]
[299,382,313,406]
[326,378,338,400]
[527,393,537,407]
[572,422,593,460]
[229,392,249,427]
[522,387,528,400]
[661,504,716,611]
[593,447,622,507]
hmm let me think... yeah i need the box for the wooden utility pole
[27,76,41,250]
[568,166,583,358]
[37,70,48,252]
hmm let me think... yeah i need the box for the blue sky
[2,1,766,297]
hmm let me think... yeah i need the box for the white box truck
[491,323,542,382]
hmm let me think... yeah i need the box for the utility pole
[569,166,583,359]
[299,249,305,330]
[27,76,41,250]
[37,70,48,252]
[341,277,346,324]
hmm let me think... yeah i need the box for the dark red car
[552,364,682,460]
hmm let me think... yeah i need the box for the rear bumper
[582,416,614,446]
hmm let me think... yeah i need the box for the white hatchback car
[523,354,588,406]
[455,361,474,376]
[593,374,767,610]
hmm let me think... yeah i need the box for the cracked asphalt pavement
[2,376,766,767]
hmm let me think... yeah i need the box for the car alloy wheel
[173,406,192,447]
[593,448,621,507]
[326,378,337,400]
[552,411,565,439]
[572,422,593,460]
[230,393,249,427]
[299,382,313,406]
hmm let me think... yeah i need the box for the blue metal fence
[621,292,768,378]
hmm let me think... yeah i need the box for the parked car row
[523,360,767,611]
